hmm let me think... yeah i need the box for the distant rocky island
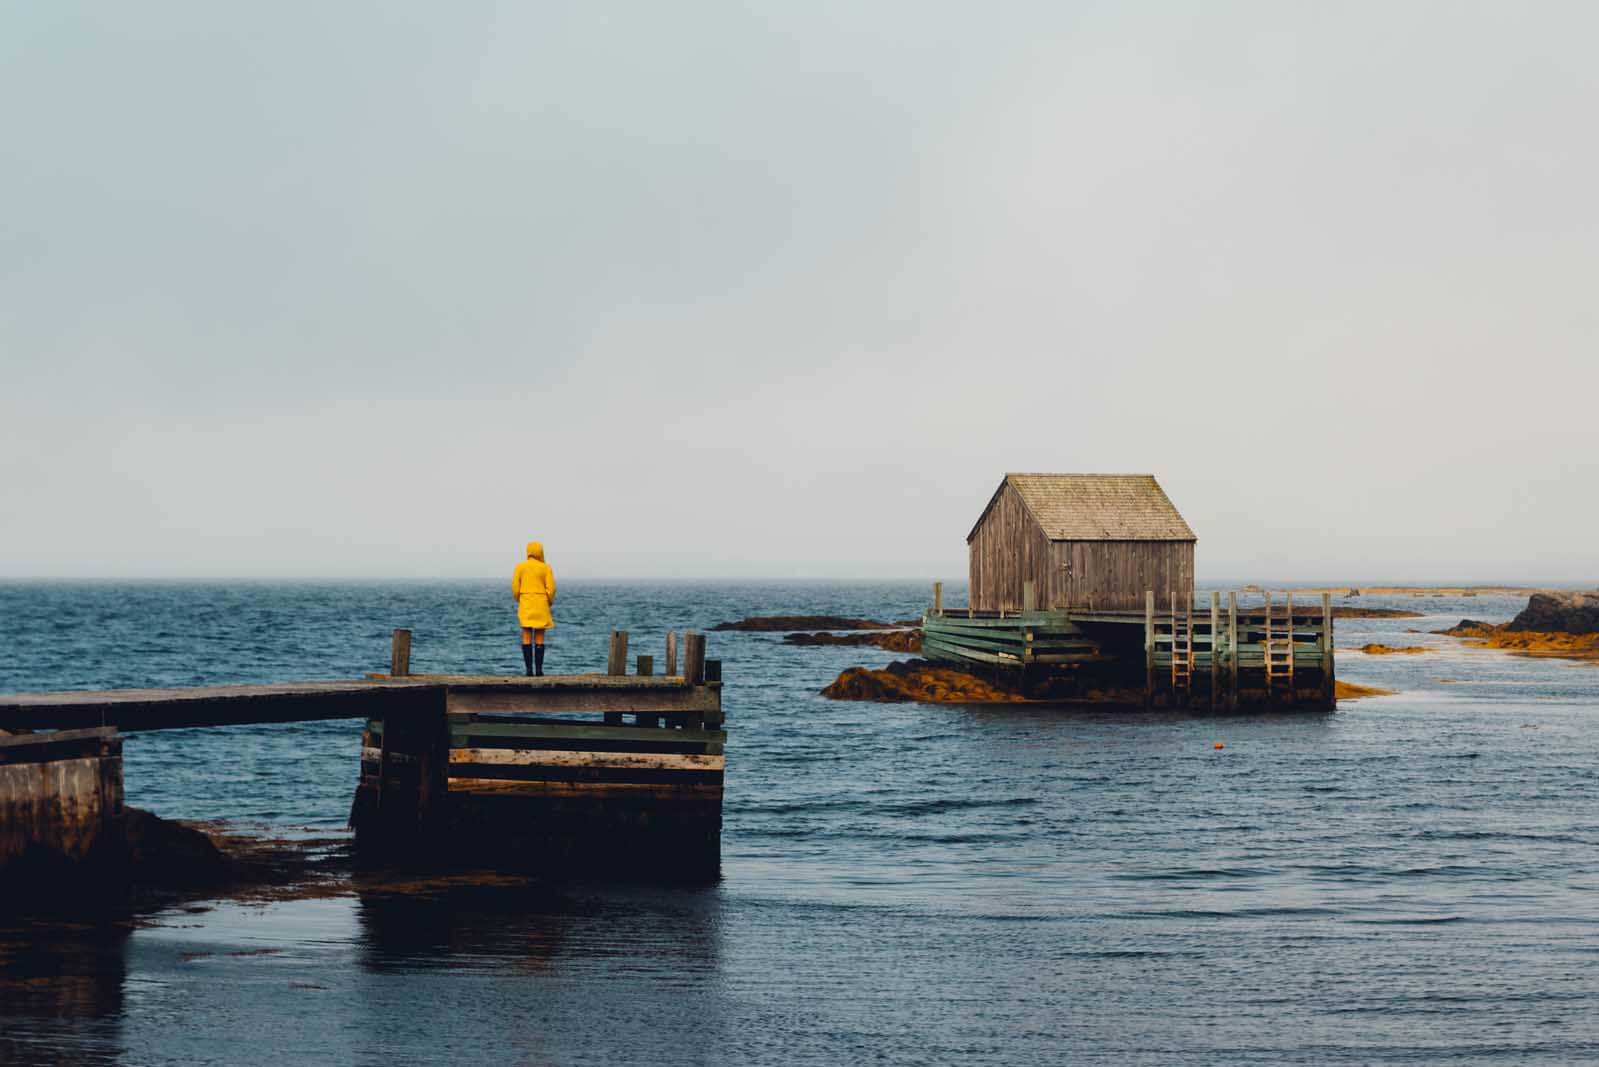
[1439,591,1599,662]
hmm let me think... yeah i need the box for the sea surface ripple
[1,580,1597,1064]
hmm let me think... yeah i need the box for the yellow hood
[526,541,544,561]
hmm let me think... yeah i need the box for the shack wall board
[1052,540,1195,613]
[967,481,1055,613]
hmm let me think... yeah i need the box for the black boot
[521,643,533,676]
[534,644,546,677]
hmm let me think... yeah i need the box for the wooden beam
[933,581,943,617]
[445,685,718,717]
[391,629,412,678]
[1210,590,1220,714]
[449,748,724,771]
[606,631,629,676]
[665,631,678,677]
[684,632,706,686]
[1322,592,1335,709]
[1144,590,1155,711]
[1228,591,1239,712]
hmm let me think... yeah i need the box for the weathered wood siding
[1051,540,1194,613]
[968,482,1055,613]
[968,483,1194,612]
[0,729,124,874]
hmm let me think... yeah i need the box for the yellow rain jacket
[512,541,557,629]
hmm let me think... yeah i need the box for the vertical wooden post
[1022,580,1037,614]
[1322,592,1335,709]
[1210,591,1220,713]
[1227,592,1239,711]
[1286,591,1296,697]
[607,631,629,676]
[1144,590,1155,710]
[702,660,723,729]
[665,631,679,677]
[933,581,943,618]
[390,629,412,678]
[636,655,657,727]
[684,632,707,686]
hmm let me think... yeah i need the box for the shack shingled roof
[966,473,1197,543]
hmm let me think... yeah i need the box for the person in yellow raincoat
[511,541,557,675]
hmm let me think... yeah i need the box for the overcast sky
[3,2,1595,582]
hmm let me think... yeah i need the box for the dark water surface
[2,581,1598,1065]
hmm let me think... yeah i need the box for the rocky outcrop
[1437,602,1599,662]
[1336,681,1395,700]
[784,630,922,652]
[712,615,902,632]
[1356,644,1428,655]
[1505,591,1599,634]
[821,660,1027,703]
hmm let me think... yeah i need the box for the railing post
[684,632,706,686]
[1227,592,1239,711]
[391,629,412,678]
[607,631,629,676]
[933,581,943,618]
[635,655,657,727]
[665,631,678,677]
[1144,590,1155,710]
[1210,591,1220,713]
[1322,592,1335,708]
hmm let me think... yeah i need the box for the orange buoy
[1213,741,1224,750]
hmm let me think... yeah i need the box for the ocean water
[2,580,1598,1065]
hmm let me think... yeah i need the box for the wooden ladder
[1263,592,1295,693]
[1169,592,1194,693]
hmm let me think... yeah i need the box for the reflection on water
[0,915,127,1066]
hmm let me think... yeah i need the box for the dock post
[605,631,629,724]
[1022,580,1037,614]
[607,631,629,676]
[933,581,943,617]
[1322,592,1335,709]
[1144,590,1155,710]
[1209,591,1220,713]
[636,655,657,727]
[391,629,412,678]
[684,632,707,686]
[666,631,678,677]
[1227,592,1239,711]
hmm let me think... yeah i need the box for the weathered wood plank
[444,686,719,716]
[449,748,724,771]
[445,778,723,799]
[391,629,412,678]
[450,721,727,745]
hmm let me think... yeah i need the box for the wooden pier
[923,584,1335,710]
[0,629,726,883]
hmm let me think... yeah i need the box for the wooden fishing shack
[925,473,1334,710]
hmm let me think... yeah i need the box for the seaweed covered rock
[821,660,1025,703]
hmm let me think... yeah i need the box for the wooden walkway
[0,674,709,733]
